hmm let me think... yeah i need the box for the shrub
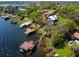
[51,16,77,45]
[37,37,52,56]
[29,24,37,29]
[36,28,45,36]
[51,31,64,46]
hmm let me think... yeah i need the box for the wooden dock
[24,28,36,35]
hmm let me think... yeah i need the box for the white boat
[19,20,33,28]
[1,16,9,19]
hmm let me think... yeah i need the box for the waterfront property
[1,1,79,57]
[0,17,40,57]
[20,41,34,51]
[19,20,33,28]
[19,40,38,56]
[46,15,57,25]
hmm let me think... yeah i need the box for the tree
[51,31,63,46]
[57,17,77,34]
[58,4,73,18]
[29,24,37,29]
[51,17,77,46]
[72,44,79,57]
[36,28,45,36]
[37,36,52,56]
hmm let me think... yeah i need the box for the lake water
[0,4,29,6]
[0,17,39,57]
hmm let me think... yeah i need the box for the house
[19,40,39,56]
[73,32,79,40]
[20,41,34,51]
[19,41,35,56]
[46,15,57,25]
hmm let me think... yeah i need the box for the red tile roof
[20,41,34,51]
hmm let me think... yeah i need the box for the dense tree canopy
[37,36,52,56]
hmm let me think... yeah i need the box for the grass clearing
[56,41,74,57]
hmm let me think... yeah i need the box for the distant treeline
[0,1,79,5]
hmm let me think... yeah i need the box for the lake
[0,17,40,57]
[0,3,29,6]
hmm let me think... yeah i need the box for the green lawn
[29,10,39,19]
[56,44,74,57]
